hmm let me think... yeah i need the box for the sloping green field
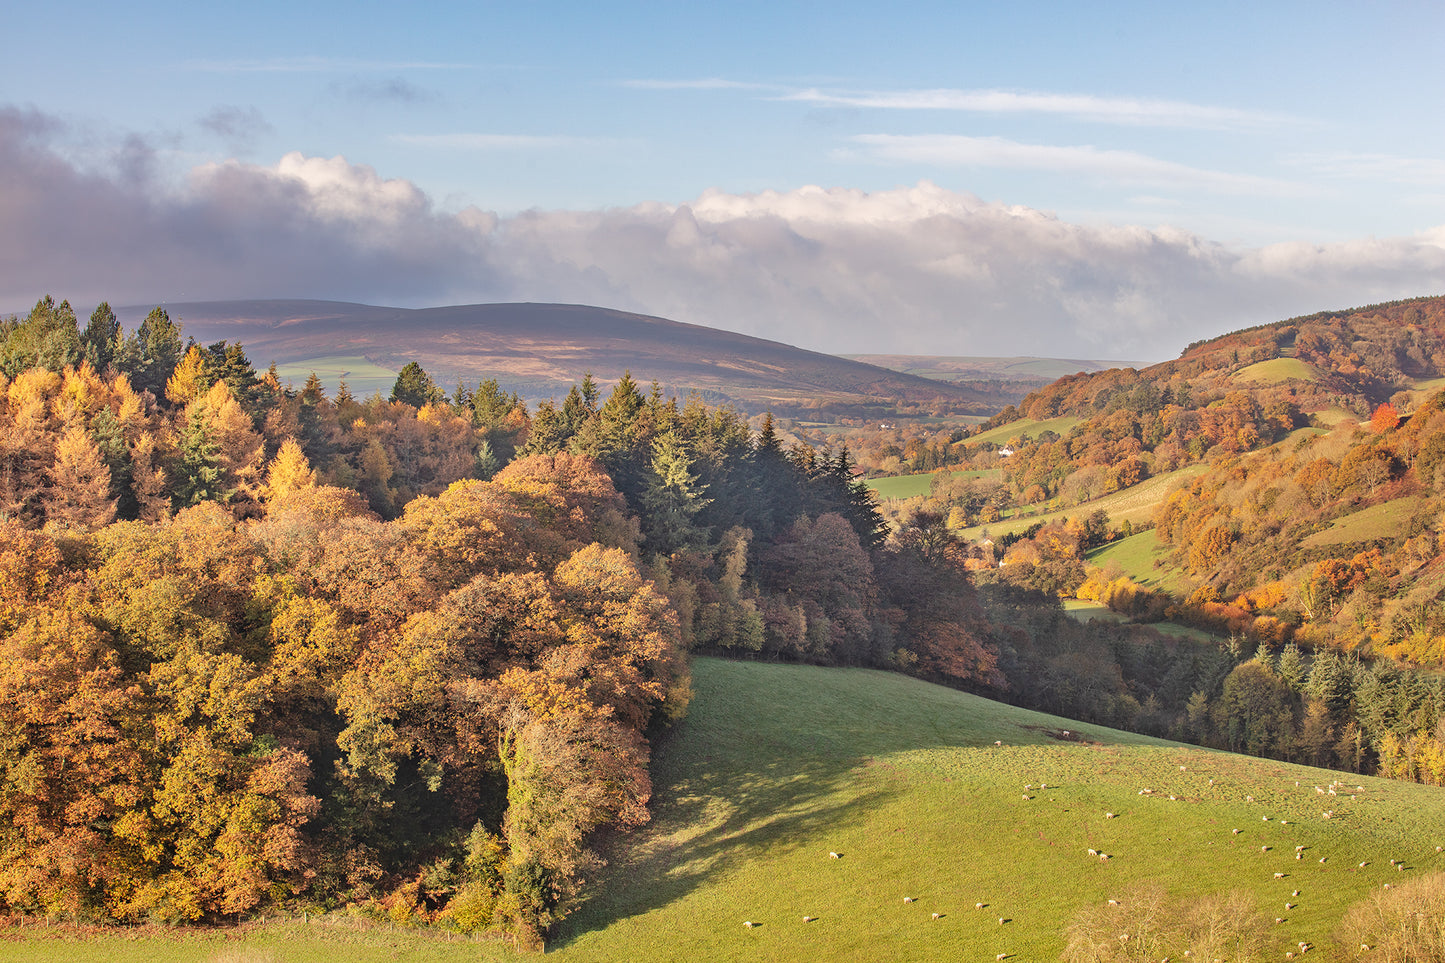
[867,469,1001,501]
[11,660,1445,962]
[968,416,1082,448]
[1234,358,1320,385]
[1087,529,1190,593]
[960,465,1208,542]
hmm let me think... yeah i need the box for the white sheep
[1296,845,1305,852]
[803,915,815,922]
[976,902,985,909]
[1292,890,1300,896]
[903,897,914,903]
[931,912,941,920]
[743,920,756,928]
[1274,872,1285,878]
[829,851,841,859]
[1105,812,1117,819]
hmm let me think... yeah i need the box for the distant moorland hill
[114,299,999,419]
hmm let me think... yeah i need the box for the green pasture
[1301,496,1421,549]
[269,355,398,397]
[867,469,1001,501]
[1233,358,1319,385]
[960,465,1207,542]
[967,416,1082,448]
[1087,530,1190,594]
[12,659,1445,962]
[1062,600,1218,643]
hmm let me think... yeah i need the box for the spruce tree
[641,432,712,554]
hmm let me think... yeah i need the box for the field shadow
[550,736,908,948]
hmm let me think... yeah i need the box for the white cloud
[781,86,1301,129]
[847,134,1308,196]
[4,110,1442,361]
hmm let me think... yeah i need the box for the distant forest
[2,294,1443,940]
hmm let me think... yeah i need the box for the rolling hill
[18,659,1444,962]
[113,299,998,418]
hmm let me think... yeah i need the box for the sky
[3,0,1444,361]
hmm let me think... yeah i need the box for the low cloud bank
[4,107,1442,360]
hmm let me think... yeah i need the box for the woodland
[2,294,1445,942]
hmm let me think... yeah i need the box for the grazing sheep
[1263,816,1270,821]
[1105,812,1117,819]
[1292,890,1300,896]
[744,921,756,928]
[1108,899,1120,906]
[829,851,841,859]
[803,916,815,922]
[931,912,941,920]
[903,897,914,903]
[1262,846,1271,852]
[1389,859,1398,865]
[976,902,985,909]
[1296,853,1303,860]
[1088,848,1098,856]
[1247,795,1254,802]
[1397,864,1404,872]
[1286,953,1295,959]
[1384,883,1391,889]
[1285,903,1294,910]
[1360,861,1369,867]
[1361,945,1370,951]
[997,955,1008,960]
[1233,829,1242,835]
[1021,794,1031,800]
[999,917,1006,925]
[1275,917,1284,923]
[1099,853,1111,861]
[1296,845,1305,852]
[1275,872,1286,878]
[1319,857,1327,863]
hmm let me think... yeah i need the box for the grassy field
[1301,496,1422,548]
[269,355,398,397]
[1233,358,1319,385]
[867,469,1001,501]
[11,659,1445,962]
[1062,600,1218,643]
[958,465,1208,542]
[967,416,1082,448]
[1086,530,1191,593]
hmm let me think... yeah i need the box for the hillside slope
[17,658,1444,962]
[114,299,995,417]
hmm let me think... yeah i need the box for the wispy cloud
[391,133,621,151]
[621,78,777,91]
[847,134,1308,196]
[197,106,272,153]
[178,56,478,73]
[782,87,1299,129]
[331,77,436,104]
[1285,151,1445,185]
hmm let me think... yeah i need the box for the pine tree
[82,302,120,371]
[172,407,229,509]
[641,432,712,554]
[391,362,441,408]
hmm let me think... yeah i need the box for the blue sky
[3,0,1443,359]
